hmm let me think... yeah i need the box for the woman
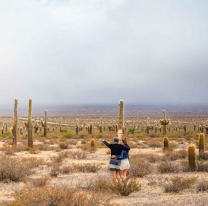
[103,137,130,181]
[112,139,130,180]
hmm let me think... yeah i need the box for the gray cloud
[0,0,208,106]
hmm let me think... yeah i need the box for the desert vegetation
[0,100,207,205]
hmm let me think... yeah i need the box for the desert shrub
[148,141,162,148]
[80,175,110,192]
[157,161,180,173]
[68,140,77,145]
[7,185,112,206]
[52,153,65,164]
[70,163,101,173]
[3,147,15,155]
[29,176,49,187]
[128,142,138,149]
[36,144,54,151]
[130,155,151,177]
[128,128,135,134]
[108,176,141,196]
[81,139,87,144]
[197,152,208,160]
[0,155,44,181]
[69,151,87,159]
[165,149,187,161]
[60,165,71,174]
[50,164,60,177]
[60,129,67,133]
[63,133,74,138]
[2,132,12,138]
[159,176,197,193]
[140,153,163,163]
[197,161,208,172]
[196,179,208,192]
[15,144,29,152]
[58,142,69,149]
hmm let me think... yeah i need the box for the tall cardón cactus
[28,99,33,147]
[41,110,47,136]
[118,99,124,139]
[160,110,169,135]
[188,144,196,171]
[199,133,205,153]
[12,99,18,149]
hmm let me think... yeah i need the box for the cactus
[118,100,124,139]
[100,118,102,133]
[12,99,18,149]
[146,126,149,134]
[160,110,169,135]
[188,144,196,171]
[89,123,93,134]
[184,125,186,132]
[34,120,39,134]
[147,117,150,126]
[155,126,157,133]
[41,110,47,136]
[28,99,33,148]
[163,137,169,151]
[199,133,205,153]
[204,126,208,134]
[76,126,78,135]
[194,125,196,131]
[20,127,23,135]
[90,138,95,148]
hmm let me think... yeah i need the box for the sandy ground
[0,140,207,206]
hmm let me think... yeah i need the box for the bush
[165,149,187,161]
[197,152,208,160]
[63,133,74,138]
[0,155,44,181]
[148,141,162,148]
[130,155,151,177]
[70,163,101,173]
[50,164,60,177]
[197,161,208,172]
[7,185,112,206]
[157,161,180,173]
[2,132,12,138]
[196,179,208,192]
[159,176,197,193]
[29,176,49,187]
[108,176,141,196]
[58,142,69,149]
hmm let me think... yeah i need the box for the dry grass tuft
[159,176,197,193]
[6,185,112,206]
[0,155,44,181]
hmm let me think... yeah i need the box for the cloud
[0,0,208,105]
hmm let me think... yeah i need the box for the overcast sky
[1,0,208,106]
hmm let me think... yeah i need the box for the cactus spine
[188,144,196,171]
[118,99,124,140]
[160,110,169,135]
[28,99,33,147]
[199,133,205,153]
[12,99,18,149]
[41,110,47,136]
[163,137,169,151]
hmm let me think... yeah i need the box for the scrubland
[0,116,207,206]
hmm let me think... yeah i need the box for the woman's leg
[116,171,120,180]
[112,171,117,181]
[123,169,128,179]
[119,170,124,179]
